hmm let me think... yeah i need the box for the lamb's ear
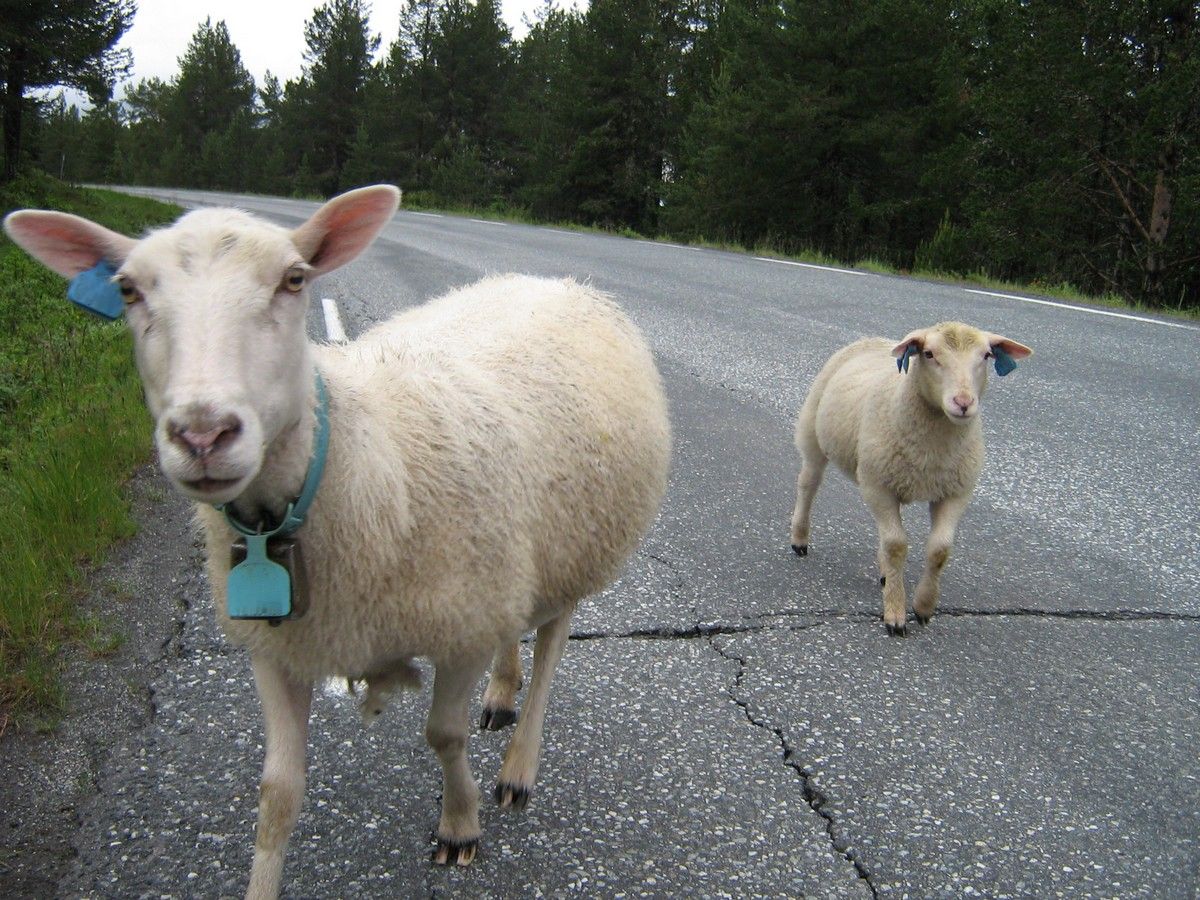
[985,335,1032,360]
[3,210,136,278]
[292,185,401,275]
[891,328,927,374]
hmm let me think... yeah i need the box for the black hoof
[915,612,931,625]
[880,575,887,586]
[885,622,907,637]
[432,836,479,866]
[479,706,518,731]
[791,543,808,557]
[494,782,531,810]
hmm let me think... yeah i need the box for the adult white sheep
[789,321,1031,635]
[4,186,671,898]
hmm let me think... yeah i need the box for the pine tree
[0,0,134,179]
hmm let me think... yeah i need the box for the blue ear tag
[897,343,918,374]
[227,534,293,620]
[66,261,124,320]
[993,347,1017,377]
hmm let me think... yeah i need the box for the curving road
[60,187,1200,898]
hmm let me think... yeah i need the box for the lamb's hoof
[915,612,932,626]
[495,782,531,810]
[791,543,808,557]
[880,575,887,586]
[432,836,479,866]
[479,706,518,731]
[885,621,907,637]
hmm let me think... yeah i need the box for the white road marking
[754,256,867,276]
[635,239,700,251]
[964,289,1200,331]
[545,228,584,236]
[321,297,348,343]
[470,218,508,226]
[406,210,443,218]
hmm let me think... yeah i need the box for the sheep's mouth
[182,476,244,494]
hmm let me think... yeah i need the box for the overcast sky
[115,0,576,91]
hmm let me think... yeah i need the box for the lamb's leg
[495,611,572,809]
[245,655,313,900]
[790,451,828,556]
[914,494,971,625]
[427,654,491,865]
[479,642,523,731]
[861,482,908,636]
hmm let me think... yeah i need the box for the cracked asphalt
[32,189,1200,897]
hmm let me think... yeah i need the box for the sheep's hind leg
[495,611,572,810]
[914,495,970,625]
[427,654,491,865]
[479,642,523,731]
[790,447,827,556]
[861,482,908,636]
[246,655,313,900]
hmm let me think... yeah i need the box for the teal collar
[220,372,330,538]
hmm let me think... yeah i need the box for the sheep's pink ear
[891,328,928,374]
[890,328,930,358]
[3,210,136,278]
[292,185,401,275]
[985,334,1033,360]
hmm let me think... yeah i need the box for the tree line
[6,0,1198,309]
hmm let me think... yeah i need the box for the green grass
[0,173,180,726]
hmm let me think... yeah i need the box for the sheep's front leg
[861,482,908,636]
[479,642,523,731]
[427,655,491,865]
[790,451,828,556]
[495,611,572,809]
[246,655,313,900]
[914,494,971,625]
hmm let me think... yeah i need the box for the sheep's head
[892,321,1031,423]
[4,186,400,505]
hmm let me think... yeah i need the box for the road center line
[321,297,348,343]
[964,289,1200,331]
[470,218,508,226]
[406,211,443,218]
[754,256,867,276]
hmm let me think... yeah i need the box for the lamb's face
[118,213,313,504]
[893,322,1031,425]
[914,324,992,423]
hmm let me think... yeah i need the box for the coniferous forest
[5,0,1199,309]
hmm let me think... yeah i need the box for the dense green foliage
[13,0,1200,308]
[0,173,178,724]
[0,0,135,179]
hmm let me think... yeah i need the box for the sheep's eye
[984,351,994,360]
[283,268,306,293]
[923,350,934,360]
[117,277,142,304]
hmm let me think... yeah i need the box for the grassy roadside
[0,174,180,730]
[398,192,1197,321]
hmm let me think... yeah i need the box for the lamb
[788,322,1031,635]
[4,186,671,898]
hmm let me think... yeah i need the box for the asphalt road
[60,188,1200,898]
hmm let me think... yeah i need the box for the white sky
[114,0,573,91]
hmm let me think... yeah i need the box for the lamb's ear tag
[993,347,1017,377]
[227,534,292,621]
[897,344,917,374]
[66,261,124,320]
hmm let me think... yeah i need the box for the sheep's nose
[952,393,975,414]
[167,411,242,458]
